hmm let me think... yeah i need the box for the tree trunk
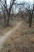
[7,13,10,26]
[4,13,6,25]
[29,15,32,27]
[4,16,6,24]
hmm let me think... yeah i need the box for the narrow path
[0,21,22,49]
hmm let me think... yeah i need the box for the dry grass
[0,20,34,52]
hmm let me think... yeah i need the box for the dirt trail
[0,21,22,49]
[0,21,34,52]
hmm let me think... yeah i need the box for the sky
[7,0,33,14]
[7,0,33,5]
[0,0,33,14]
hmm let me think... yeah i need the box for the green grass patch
[24,29,30,34]
[31,29,34,33]
[20,30,30,36]
[24,30,28,34]
[21,32,24,35]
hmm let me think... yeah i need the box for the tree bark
[4,13,6,25]
[7,13,10,26]
[29,14,32,27]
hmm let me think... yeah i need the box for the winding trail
[0,21,22,50]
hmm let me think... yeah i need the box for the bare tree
[0,0,15,26]
[25,3,33,27]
